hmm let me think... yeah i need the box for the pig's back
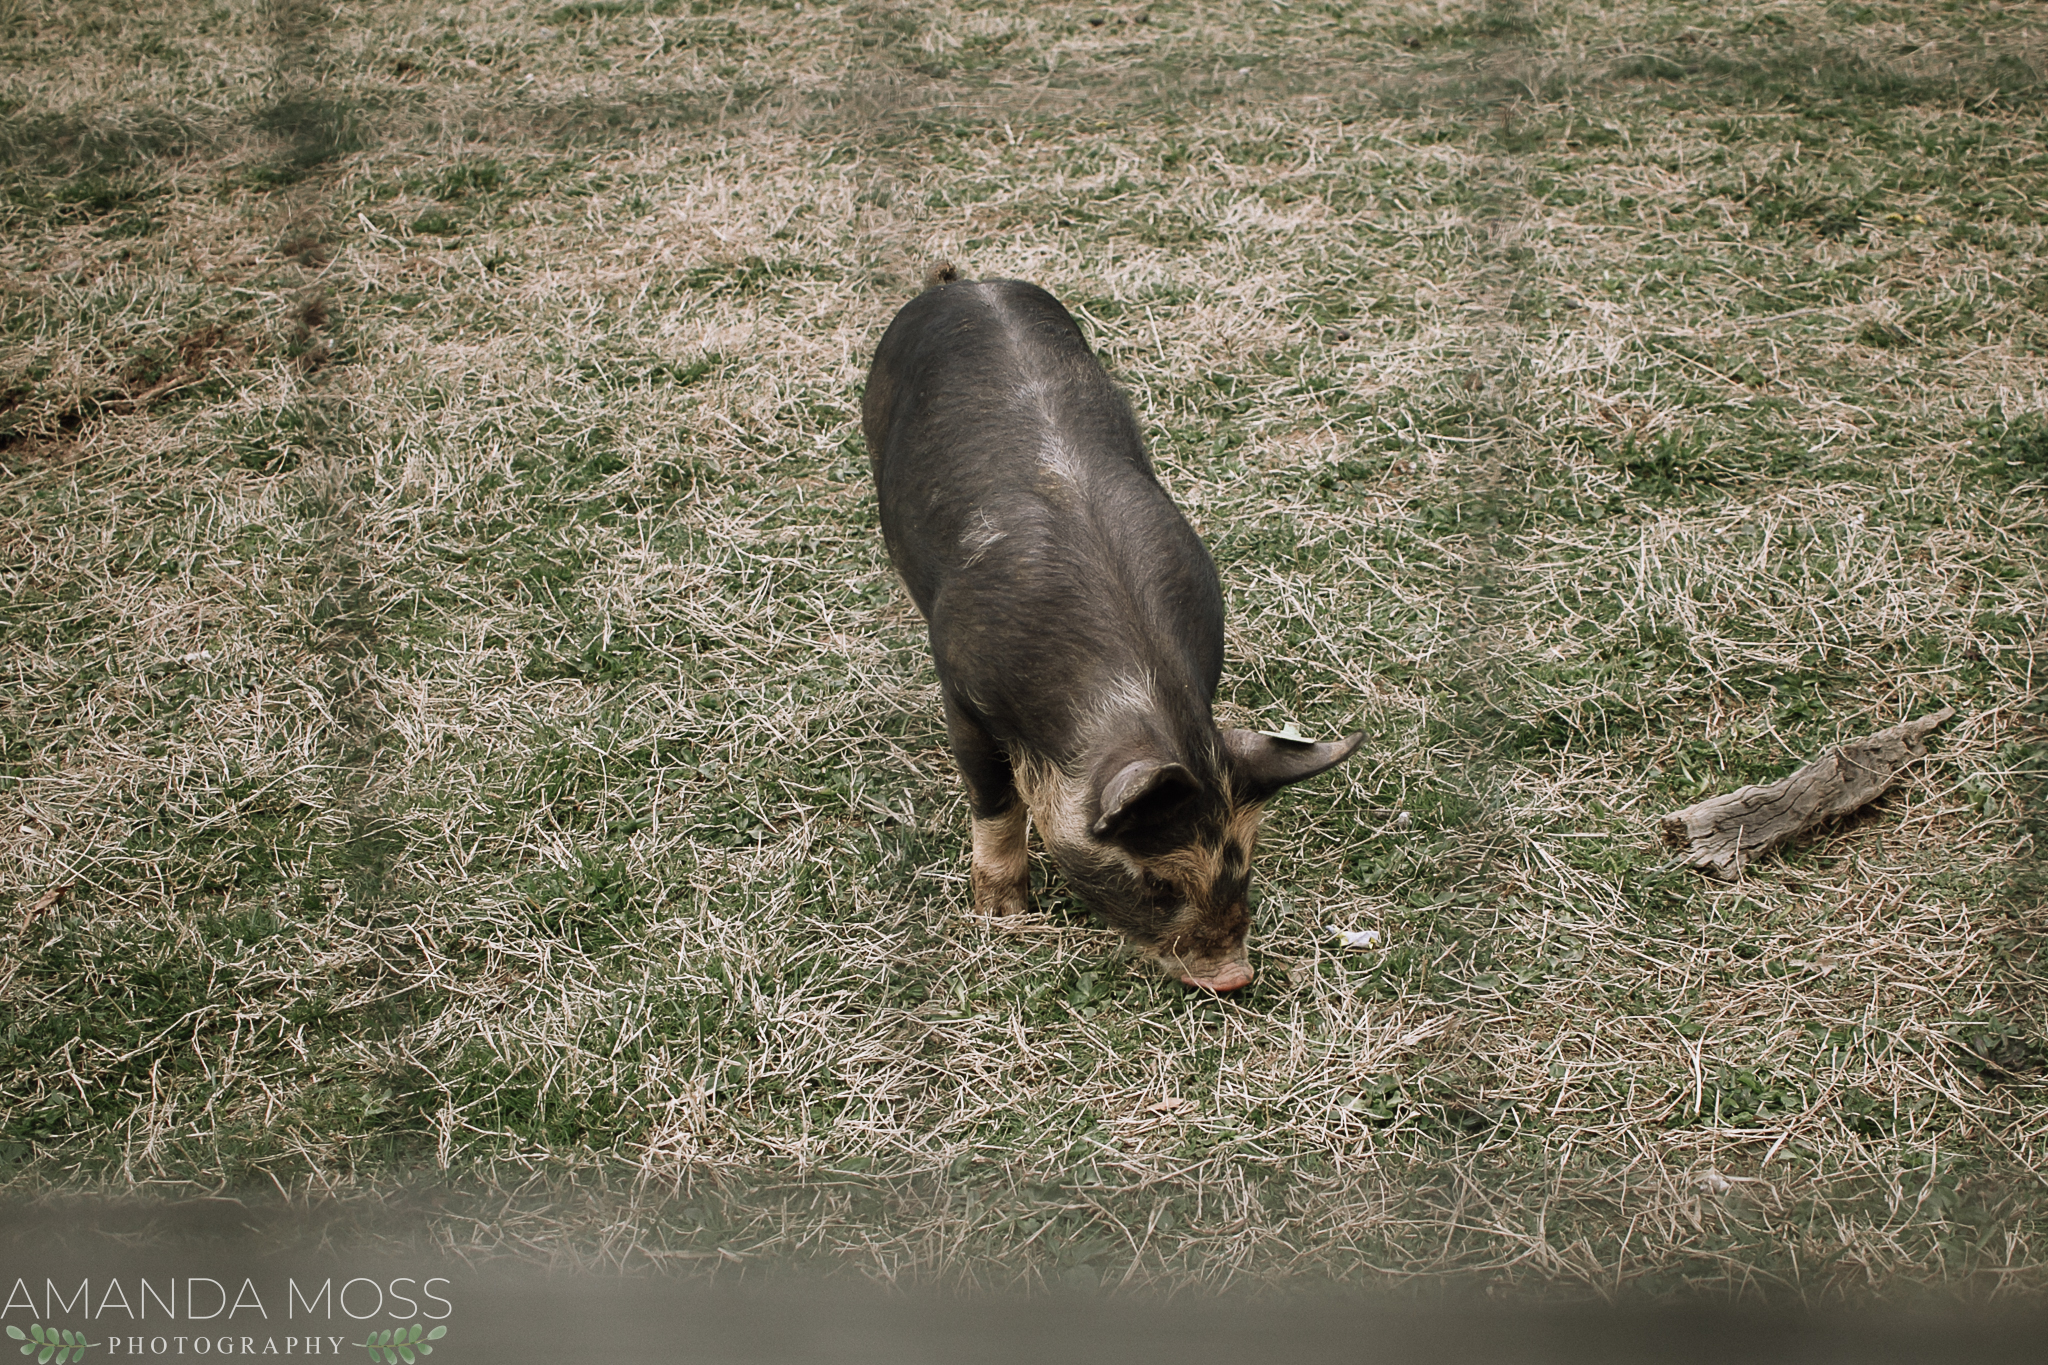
[864,278,1224,749]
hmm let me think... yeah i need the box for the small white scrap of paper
[1326,925,1383,949]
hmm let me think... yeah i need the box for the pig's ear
[1092,759,1198,839]
[1220,728,1365,803]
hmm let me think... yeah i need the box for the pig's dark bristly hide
[866,278,1223,774]
[864,269,1360,991]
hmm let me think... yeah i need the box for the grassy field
[2,0,2045,1297]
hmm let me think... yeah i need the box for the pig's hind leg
[943,694,1031,918]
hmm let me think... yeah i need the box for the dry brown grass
[1,0,2044,1299]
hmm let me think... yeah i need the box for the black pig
[863,266,1361,991]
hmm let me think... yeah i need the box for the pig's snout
[1180,960,1254,993]
[1161,932,1254,992]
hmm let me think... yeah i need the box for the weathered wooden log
[1659,707,1955,880]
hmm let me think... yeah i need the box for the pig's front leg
[944,694,1031,918]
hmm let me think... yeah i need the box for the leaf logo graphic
[6,1324,97,1363]
[356,1323,447,1363]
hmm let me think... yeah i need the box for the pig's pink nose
[1182,962,1254,993]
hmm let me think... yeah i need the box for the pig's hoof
[1180,962,1254,993]
[970,878,1031,919]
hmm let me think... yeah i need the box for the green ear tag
[1256,721,1312,745]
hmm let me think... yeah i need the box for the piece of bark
[1659,707,1955,881]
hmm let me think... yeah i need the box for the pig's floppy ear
[1092,759,1198,839]
[1221,728,1364,803]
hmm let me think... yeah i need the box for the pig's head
[1021,728,1363,992]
